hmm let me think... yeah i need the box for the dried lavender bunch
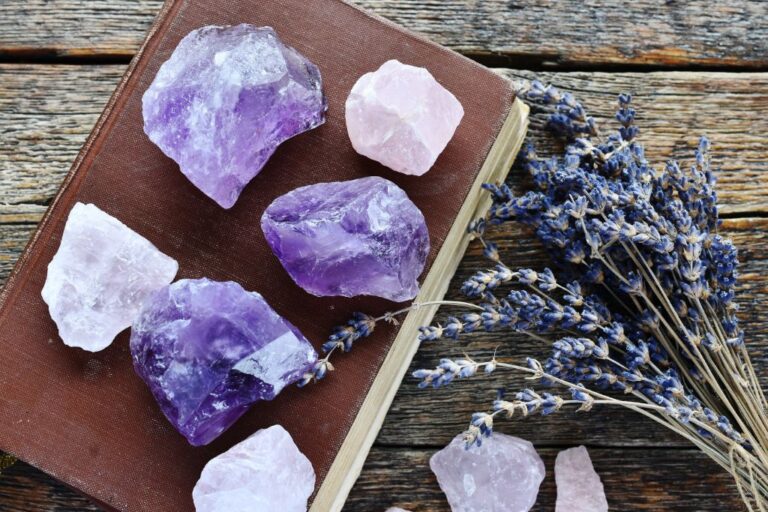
[411,82,768,510]
[312,81,768,509]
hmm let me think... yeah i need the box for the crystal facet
[193,425,315,512]
[430,433,545,512]
[261,176,430,302]
[41,203,178,352]
[130,278,317,446]
[143,24,327,209]
[345,59,464,176]
[555,446,608,512]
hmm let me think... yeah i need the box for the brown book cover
[0,0,525,510]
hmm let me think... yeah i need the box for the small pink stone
[555,446,609,512]
[430,433,544,512]
[345,59,464,176]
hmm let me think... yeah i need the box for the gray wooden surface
[1,1,767,510]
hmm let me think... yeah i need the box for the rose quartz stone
[345,59,464,176]
[430,433,544,512]
[193,425,315,512]
[555,446,609,512]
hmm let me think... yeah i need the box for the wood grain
[349,446,742,511]
[1,61,768,509]
[1,1,767,69]
[2,65,768,221]
[0,65,126,223]
[0,461,99,512]
[0,446,743,511]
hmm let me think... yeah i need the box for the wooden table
[1,1,767,510]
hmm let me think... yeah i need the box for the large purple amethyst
[130,278,317,446]
[261,176,430,302]
[142,24,327,209]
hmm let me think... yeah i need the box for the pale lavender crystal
[42,203,178,352]
[555,446,608,512]
[261,176,430,302]
[130,278,317,446]
[193,425,315,512]
[430,433,545,512]
[142,24,327,209]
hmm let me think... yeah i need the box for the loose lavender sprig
[297,300,483,387]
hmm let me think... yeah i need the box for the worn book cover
[0,0,527,510]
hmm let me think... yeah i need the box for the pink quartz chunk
[345,59,464,176]
[555,446,609,512]
[193,425,315,512]
[430,433,545,512]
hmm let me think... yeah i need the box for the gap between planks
[1,0,767,71]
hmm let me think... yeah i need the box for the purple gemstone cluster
[43,22,467,457]
[135,23,449,446]
[130,278,317,446]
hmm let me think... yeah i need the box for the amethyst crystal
[261,176,430,302]
[142,24,327,209]
[130,278,317,446]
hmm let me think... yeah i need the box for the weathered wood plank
[0,1,766,69]
[0,460,99,511]
[347,446,742,511]
[2,65,767,219]
[0,447,742,511]
[0,65,125,222]
[0,216,766,454]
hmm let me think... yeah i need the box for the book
[0,0,528,510]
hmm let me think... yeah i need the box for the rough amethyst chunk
[130,278,317,446]
[142,24,327,209]
[261,176,430,302]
